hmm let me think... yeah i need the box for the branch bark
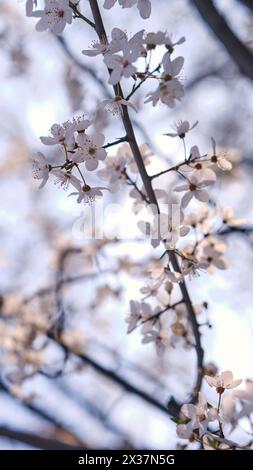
[191,0,253,80]
[0,427,82,450]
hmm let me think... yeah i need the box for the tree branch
[0,426,82,450]
[191,0,253,80]
[48,333,181,418]
[88,0,204,402]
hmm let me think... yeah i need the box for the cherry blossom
[40,122,75,149]
[209,137,233,171]
[74,133,107,170]
[141,324,170,356]
[177,392,218,438]
[145,55,185,107]
[180,146,217,182]
[137,211,189,248]
[104,49,138,85]
[32,152,51,188]
[164,120,198,139]
[220,207,245,227]
[103,0,151,19]
[69,184,108,204]
[100,96,138,115]
[174,174,215,208]
[205,371,242,393]
[144,32,185,52]
[51,170,82,191]
[97,152,127,192]
[26,0,73,35]
[126,300,156,332]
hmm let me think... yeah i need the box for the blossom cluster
[176,371,253,450]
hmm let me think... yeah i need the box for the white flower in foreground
[74,133,107,170]
[100,96,137,115]
[32,152,51,188]
[205,371,242,393]
[209,137,232,171]
[27,0,73,35]
[164,120,198,139]
[69,184,108,204]
[104,49,138,85]
[220,207,245,227]
[177,392,218,439]
[145,55,184,108]
[51,170,82,191]
[180,146,217,182]
[40,122,75,149]
[174,174,214,208]
[103,0,151,19]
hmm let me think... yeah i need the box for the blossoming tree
[0,0,252,451]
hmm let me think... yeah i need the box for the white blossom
[174,174,214,208]
[100,96,138,115]
[32,152,51,188]
[103,0,151,19]
[74,133,107,170]
[220,207,245,227]
[145,55,184,107]
[69,184,108,204]
[177,392,218,438]
[205,371,242,393]
[164,120,198,138]
[26,0,73,35]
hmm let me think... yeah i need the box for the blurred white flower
[220,207,245,227]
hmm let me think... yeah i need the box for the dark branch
[191,0,253,80]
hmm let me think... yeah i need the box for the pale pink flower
[174,174,214,208]
[69,184,108,204]
[164,120,198,139]
[74,133,107,170]
[40,122,75,149]
[100,96,138,115]
[209,138,232,171]
[32,152,51,188]
[51,170,82,191]
[205,371,242,393]
[220,208,245,227]
[177,392,218,438]
[27,0,73,35]
[141,324,170,355]
[103,0,151,19]
[145,55,184,108]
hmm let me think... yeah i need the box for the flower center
[195,163,202,170]
[83,184,91,192]
[211,155,217,163]
[88,147,96,156]
[189,183,197,191]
